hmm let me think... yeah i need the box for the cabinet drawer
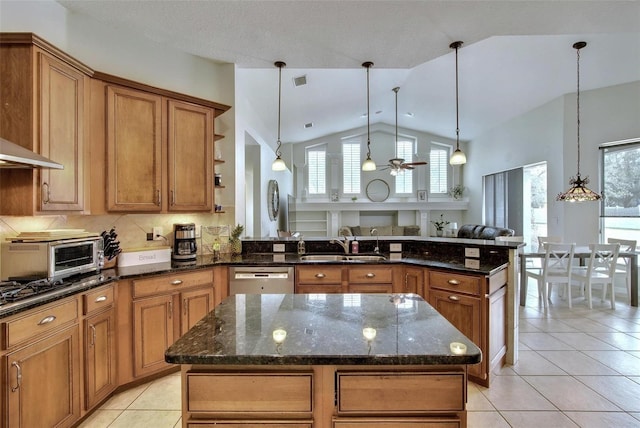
[348,266,392,284]
[83,284,115,315]
[428,271,481,296]
[188,423,312,427]
[2,297,79,349]
[296,266,342,284]
[133,269,213,298]
[187,372,313,415]
[337,371,464,414]
[333,418,461,427]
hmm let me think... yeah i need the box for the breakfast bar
[166,293,481,427]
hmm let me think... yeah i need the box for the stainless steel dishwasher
[229,266,294,295]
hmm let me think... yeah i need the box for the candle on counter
[449,342,467,355]
[362,327,377,341]
[272,328,287,344]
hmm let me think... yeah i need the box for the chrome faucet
[370,228,380,253]
[330,236,350,254]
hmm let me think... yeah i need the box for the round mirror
[268,180,279,220]
[366,179,390,202]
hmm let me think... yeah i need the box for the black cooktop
[0,272,105,307]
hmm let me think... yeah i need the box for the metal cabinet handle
[366,273,376,278]
[170,190,175,206]
[448,295,460,301]
[171,280,183,285]
[38,315,56,325]
[95,295,107,303]
[11,362,21,392]
[156,189,161,206]
[168,301,173,319]
[315,273,326,279]
[447,279,461,285]
[89,324,96,346]
[183,298,188,316]
[42,182,50,204]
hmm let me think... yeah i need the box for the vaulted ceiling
[58,1,640,144]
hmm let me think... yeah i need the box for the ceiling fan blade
[403,161,427,166]
[401,165,415,170]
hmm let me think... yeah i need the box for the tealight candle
[272,328,287,344]
[450,342,467,355]
[362,327,377,341]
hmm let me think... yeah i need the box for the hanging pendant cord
[455,44,460,150]
[276,63,283,157]
[576,46,581,176]
[366,64,371,157]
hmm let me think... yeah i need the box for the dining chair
[526,243,575,309]
[571,243,620,309]
[607,237,637,301]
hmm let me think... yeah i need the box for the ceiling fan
[380,87,427,176]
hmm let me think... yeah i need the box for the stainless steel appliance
[1,236,103,281]
[229,266,294,295]
[172,223,197,262]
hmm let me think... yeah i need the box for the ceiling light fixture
[272,61,287,171]
[362,61,376,171]
[449,41,467,166]
[556,42,601,202]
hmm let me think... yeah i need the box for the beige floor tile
[591,317,640,332]
[564,411,640,427]
[631,412,640,422]
[129,374,181,410]
[524,318,578,333]
[99,382,151,410]
[518,320,543,332]
[587,332,640,350]
[518,332,575,351]
[576,375,640,412]
[583,350,640,376]
[522,375,621,411]
[555,317,618,333]
[108,410,181,428]
[510,350,566,376]
[500,410,579,427]
[466,382,495,411]
[536,350,619,375]
[631,377,640,386]
[174,417,182,428]
[480,375,555,411]
[76,409,122,428]
[467,411,510,428]
[549,332,618,350]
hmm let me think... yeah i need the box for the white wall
[466,80,640,244]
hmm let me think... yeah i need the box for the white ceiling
[58,1,640,144]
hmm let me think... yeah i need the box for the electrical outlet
[153,226,163,240]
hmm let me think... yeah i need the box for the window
[342,140,360,194]
[430,143,449,194]
[395,140,413,194]
[307,145,326,194]
[600,139,640,243]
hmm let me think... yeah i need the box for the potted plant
[431,214,450,237]
[449,184,465,200]
[229,224,244,255]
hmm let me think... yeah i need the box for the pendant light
[272,61,287,171]
[361,61,377,171]
[556,42,602,202]
[449,41,467,166]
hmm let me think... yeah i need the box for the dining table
[519,246,639,307]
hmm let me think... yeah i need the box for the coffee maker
[172,223,197,262]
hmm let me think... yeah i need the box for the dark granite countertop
[165,293,482,366]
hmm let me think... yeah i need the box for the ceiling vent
[293,75,307,87]
[304,122,313,129]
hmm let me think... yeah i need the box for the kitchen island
[166,293,481,427]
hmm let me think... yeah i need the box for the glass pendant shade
[272,61,287,171]
[556,42,602,202]
[449,148,467,165]
[362,156,376,171]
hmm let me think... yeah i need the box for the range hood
[0,137,64,169]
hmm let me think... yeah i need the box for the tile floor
[79,281,640,428]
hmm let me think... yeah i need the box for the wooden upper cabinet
[106,85,164,212]
[0,34,90,215]
[167,99,214,211]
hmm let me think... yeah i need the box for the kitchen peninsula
[165,293,481,427]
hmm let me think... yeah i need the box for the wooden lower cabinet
[402,266,426,298]
[133,294,175,377]
[4,325,81,428]
[181,365,467,427]
[84,307,117,409]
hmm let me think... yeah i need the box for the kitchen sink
[299,254,386,262]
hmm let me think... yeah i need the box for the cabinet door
[133,294,175,377]
[403,267,425,297]
[106,85,163,212]
[5,325,81,428]
[38,51,86,211]
[167,99,214,211]
[181,286,215,335]
[84,308,117,409]
[429,289,484,380]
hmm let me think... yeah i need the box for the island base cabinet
[187,422,312,427]
[333,419,462,427]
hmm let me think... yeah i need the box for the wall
[465,80,640,244]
